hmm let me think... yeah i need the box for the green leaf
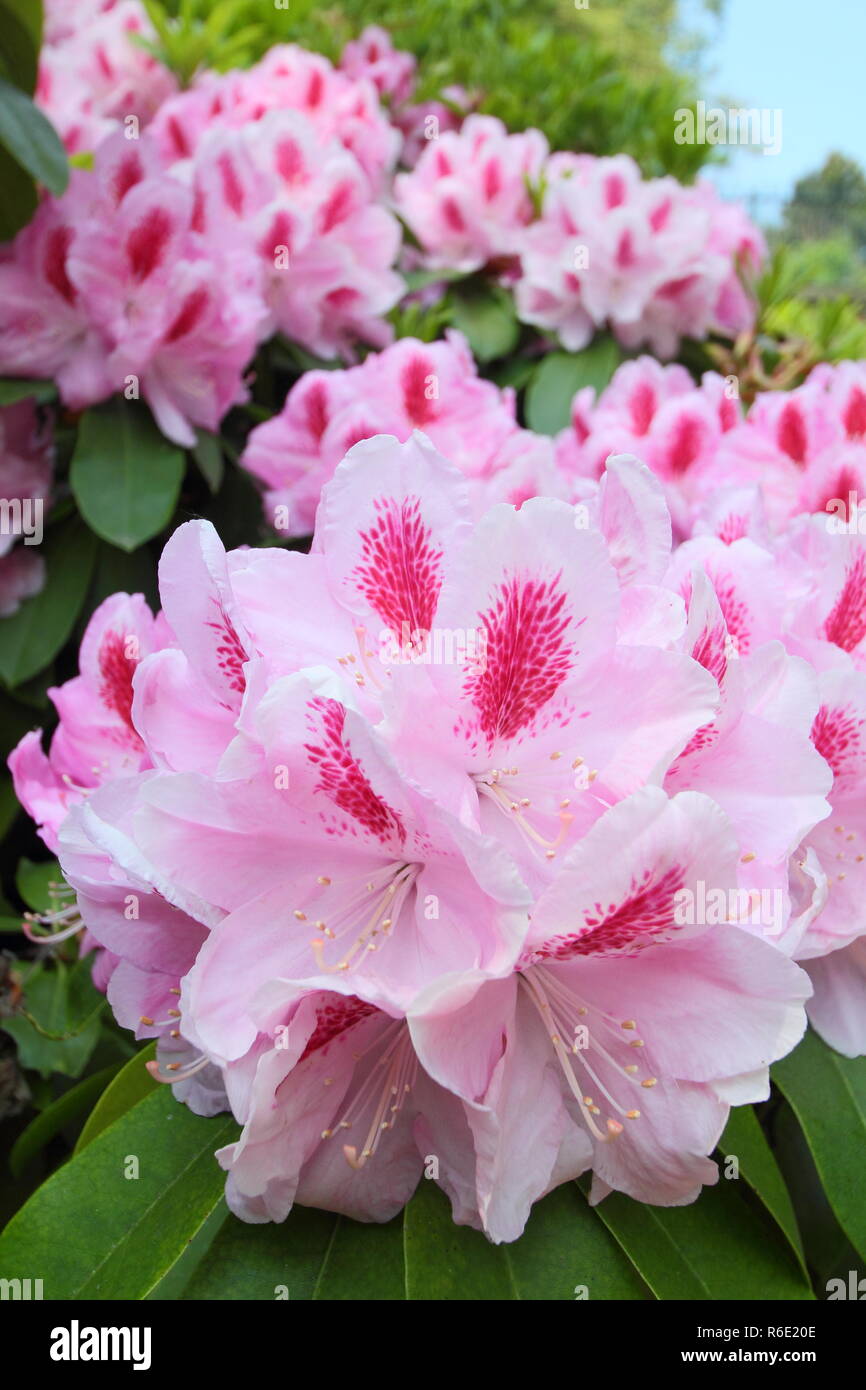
[75,1041,157,1152]
[0,139,36,241]
[0,1087,239,1298]
[2,956,104,1078]
[719,1104,807,1275]
[525,338,622,435]
[587,1176,813,1300]
[184,1179,648,1301]
[192,430,225,494]
[15,856,62,912]
[0,773,19,839]
[87,539,160,615]
[0,77,68,194]
[182,1205,335,1300]
[0,376,55,406]
[0,518,98,686]
[9,1063,121,1178]
[772,1029,866,1264]
[0,0,41,94]
[449,283,520,362]
[71,399,185,551]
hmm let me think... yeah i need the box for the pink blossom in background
[37,0,177,154]
[240,331,548,535]
[340,25,416,107]
[149,45,401,191]
[554,357,866,542]
[394,115,548,273]
[515,155,764,356]
[0,113,403,442]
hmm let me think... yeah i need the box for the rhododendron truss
[11,433,837,1241]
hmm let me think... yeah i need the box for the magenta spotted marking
[844,387,866,439]
[666,413,704,476]
[716,512,748,545]
[300,995,378,1061]
[712,576,752,655]
[532,864,685,962]
[126,206,173,282]
[352,495,443,637]
[776,401,808,465]
[401,356,438,427]
[811,703,865,786]
[111,152,143,205]
[629,381,656,436]
[304,697,405,843]
[165,287,209,343]
[44,226,76,305]
[205,601,248,698]
[98,630,139,734]
[466,574,577,744]
[824,550,866,653]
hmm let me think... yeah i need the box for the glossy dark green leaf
[192,430,225,494]
[186,1179,649,1301]
[449,283,520,362]
[15,856,62,912]
[75,1041,157,1152]
[2,955,104,1078]
[773,1029,866,1263]
[0,0,41,94]
[0,1087,238,1298]
[0,377,54,406]
[71,399,185,551]
[525,338,622,434]
[719,1104,807,1274]
[0,77,68,194]
[9,1063,121,1178]
[588,1176,813,1300]
[0,519,98,686]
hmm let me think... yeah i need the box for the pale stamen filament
[146,1053,211,1085]
[311,864,420,974]
[476,771,574,858]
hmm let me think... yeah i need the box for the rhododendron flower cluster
[38,0,177,155]
[515,155,763,355]
[395,134,763,354]
[556,357,866,539]
[0,111,403,445]
[3,15,767,455]
[240,330,561,535]
[15,432,851,1241]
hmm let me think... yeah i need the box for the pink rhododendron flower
[9,592,167,851]
[149,45,400,191]
[241,331,553,535]
[412,788,810,1239]
[340,26,416,107]
[394,115,548,273]
[0,112,402,441]
[515,156,763,355]
[37,0,177,155]
[556,358,866,540]
[31,433,833,1237]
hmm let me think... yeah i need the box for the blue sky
[682,0,865,220]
